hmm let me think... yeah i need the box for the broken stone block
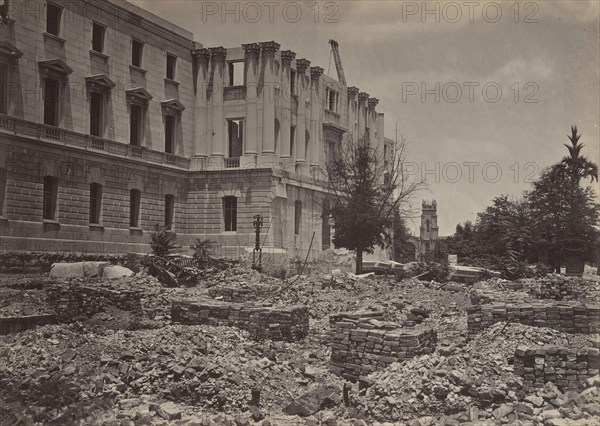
[157,401,181,421]
[492,403,514,419]
[102,265,135,279]
[283,384,341,417]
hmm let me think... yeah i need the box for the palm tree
[559,125,598,185]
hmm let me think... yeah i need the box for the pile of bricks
[171,300,309,342]
[469,288,530,305]
[514,346,600,390]
[533,278,579,301]
[467,302,600,335]
[45,282,142,322]
[329,311,437,382]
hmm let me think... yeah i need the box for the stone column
[347,87,359,143]
[368,97,379,148]
[192,48,210,169]
[259,41,280,157]
[280,50,296,161]
[309,66,324,167]
[242,43,260,158]
[295,59,310,164]
[209,47,227,158]
[358,92,369,143]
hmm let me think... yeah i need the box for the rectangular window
[129,189,141,228]
[294,200,302,235]
[228,61,244,86]
[0,63,8,114]
[130,103,142,145]
[46,3,61,36]
[166,53,177,80]
[43,78,59,126]
[227,119,243,157]
[327,88,338,112]
[290,70,296,95]
[89,91,104,137]
[165,194,175,230]
[165,115,175,153]
[290,126,295,157]
[43,176,58,220]
[89,183,102,224]
[132,40,143,67]
[223,196,237,232]
[92,22,105,53]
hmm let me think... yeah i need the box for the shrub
[150,231,178,258]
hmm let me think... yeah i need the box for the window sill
[43,219,60,224]
[89,223,104,230]
[129,227,143,234]
[43,219,61,231]
[324,109,340,118]
[43,32,66,46]
[222,231,237,234]
[129,64,147,75]
[0,216,8,226]
[164,78,180,87]
[89,50,109,61]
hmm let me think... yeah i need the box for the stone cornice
[347,86,359,98]
[81,0,195,51]
[368,98,379,109]
[281,50,296,65]
[192,48,210,63]
[310,66,324,77]
[242,43,261,56]
[358,92,370,102]
[209,47,227,61]
[296,58,311,73]
[260,41,280,54]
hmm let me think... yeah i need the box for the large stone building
[0,0,392,260]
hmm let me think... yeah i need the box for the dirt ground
[0,268,599,425]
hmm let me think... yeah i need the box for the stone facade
[0,0,393,260]
[171,300,309,342]
[514,346,600,390]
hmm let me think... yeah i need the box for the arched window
[294,200,302,235]
[89,183,103,224]
[129,189,141,227]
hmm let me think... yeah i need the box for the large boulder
[284,384,341,417]
[102,265,134,279]
[50,261,108,279]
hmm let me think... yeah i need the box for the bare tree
[326,135,425,274]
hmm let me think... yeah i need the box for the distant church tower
[418,200,439,261]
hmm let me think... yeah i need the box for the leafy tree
[327,136,425,274]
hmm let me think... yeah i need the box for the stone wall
[329,311,437,382]
[514,346,600,390]
[0,314,56,335]
[171,300,309,342]
[45,282,142,322]
[467,302,600,335]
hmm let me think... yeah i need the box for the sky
[134,0,600,235]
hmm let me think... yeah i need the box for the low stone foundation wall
[329,311,437,382]
[514,346,600,390]
[0,314,56,335]
[207,286,255,302]
[467,302,600,335]
[171,300,309,342]
[45,282,142,322]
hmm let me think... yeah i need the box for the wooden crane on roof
[329,39,347,86]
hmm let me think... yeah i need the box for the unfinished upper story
[0,0,389,178]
